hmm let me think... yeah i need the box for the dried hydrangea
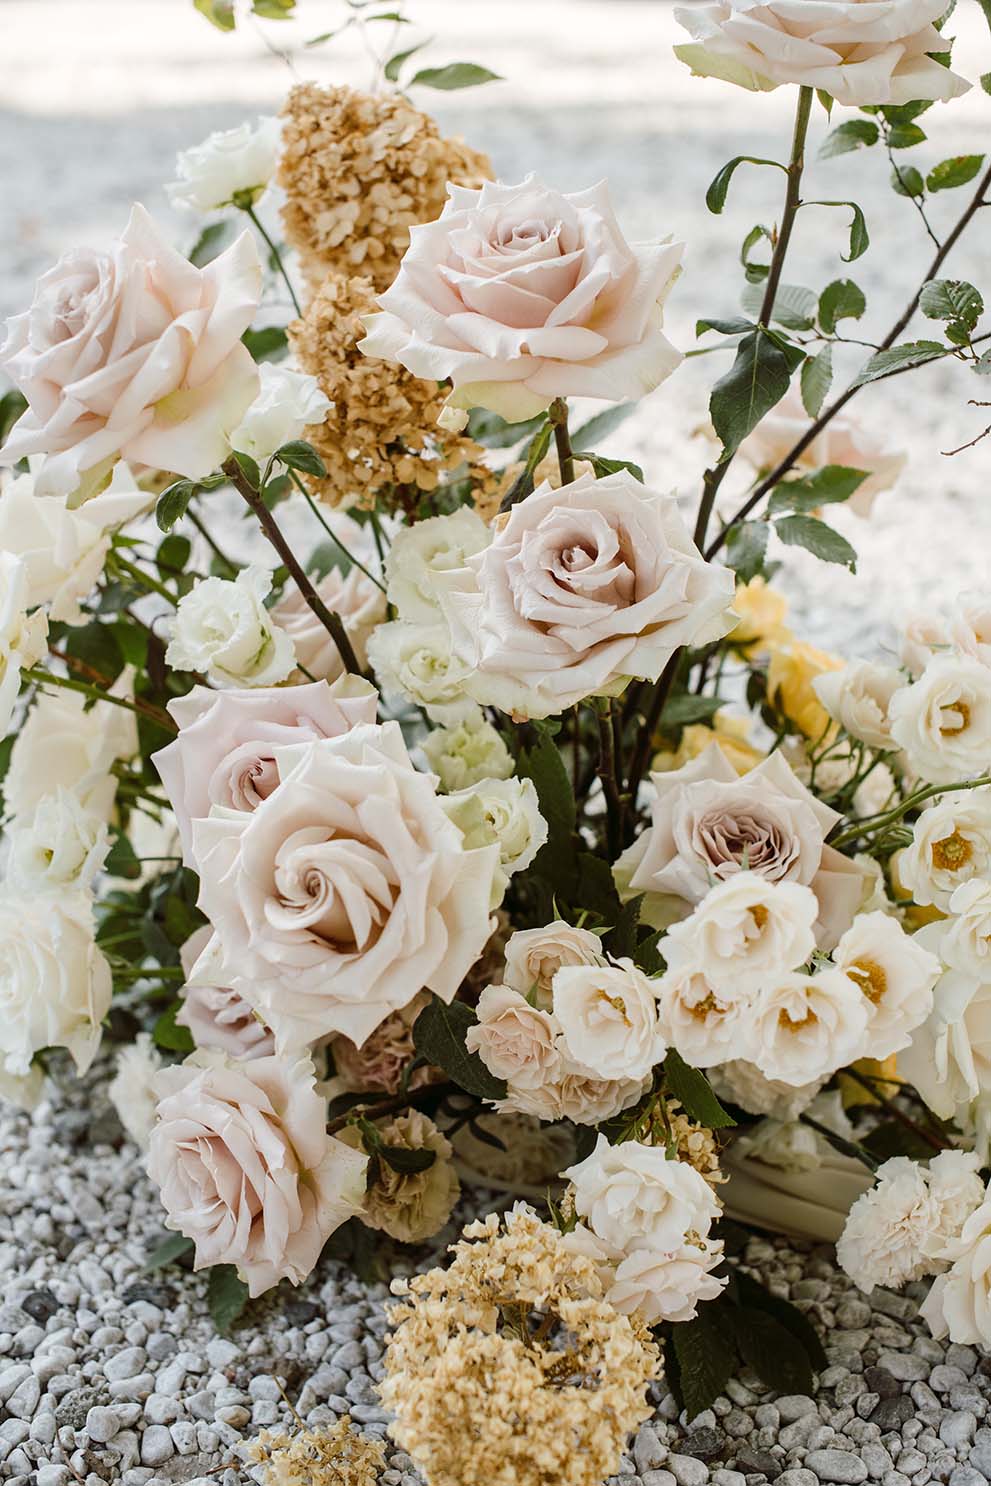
[655,1099,725,1188]
[279,83,492,292]
[290,272,495,510]
[380,1204,659,1486]
[245,1413,385,1485]
[341,1109,460,1244]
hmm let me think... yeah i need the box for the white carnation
[166,565,296,688]
[229,363,331,466]
[7,789,109,891]
[108,1032,165,1150]
[709,1060,825,1120]
[167,115,281,212]
[889,655,991,785]
[898,789,991,910]
[551,959,666,1082]
[421,707,514,792]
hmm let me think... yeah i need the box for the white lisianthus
[889,656,991,785]
[421,707,514,792]
[167,116,282,212]
[229,363,331,466]
[385,507,491,624]
[166,566,296,688]
[749,968,869,1086]
[108,1032,164,1150]
[813,661,904,751]
[551,959,666,1082]
[7,789,109,891]
[0,891,111,1079]
[565,1134,721,1253]
[942,879,991,979]
[502,920,606,1007]
[443,777,548,882]
[898,789,991,909]
[465,984,563,1091]
[366,620,473,715]
[5,676,138,820]
[663,873,819,993]
[0,552,48,737]
[655,962,757,1069]
[831,910,941,1060]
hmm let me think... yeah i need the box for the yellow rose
[767,640,843,741]
[730,577,791,650]
[652,713,765,777]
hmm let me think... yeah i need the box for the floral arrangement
[4,0,991,1480]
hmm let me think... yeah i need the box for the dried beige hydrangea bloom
[341,1109,461,1244]
[279,83,492,293]
[660,1100,725,1188]
[380,1204,659,1486]
[245,1413,385,1485]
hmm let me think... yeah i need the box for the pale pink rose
[738,389,906,518]
[190,723,501,1051]
[675,0,969,107]
[178,927,275,1059]
[360,177,683,424]
[0,206,262,501]
[443,470,735,720]
[147,1050,367,1297]
[153,674,378,865]
[615,742,867,948]
[465,984,564,1090]
[271,567,386,682]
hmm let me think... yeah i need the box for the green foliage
[725,521,770,582]
[384,42,426,81]
[570,403,638,447]
[207,1265,250,1334]
[0,389,28,445]
[663,1050,735,1129]
[574,452,645,482]
[142,1233,194,1273]
[741,281,817,332]
[516,730,578,886]
[660,694,726,728]
[155,481,197,534]
[740,223,773,283]
[806,200,868,262]
[705,156,785,215]
[153,1001,195,1054]
[412,998,507,1100]
[927,155,985,192]
[499,418,553,508]
[709,330,794,454]
[919,279,983,333]
[853,340,946,386]
[409,62,502,90]
[274,440,328,478]
[193,0,235,30]
[670,1304,735,1419]
[800,345,833,417]
[890,164,925,198]
[819,119,878,159]
[818,279,866,335]
[887,122,927,150]
[105,830,142,880]
[768,465,868,515]
[356,1117,437,1174]
[775,513,857,571]
[243,325,289,362]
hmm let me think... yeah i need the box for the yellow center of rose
[932,830,972,872]
[750,904,769,932]
[847,957,887,1004]
[779,1007,818,1032]
[940,701,971,736]
[689,992,720,1021]
[596,989,630,1025]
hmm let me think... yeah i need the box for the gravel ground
[5,1063,991,1486]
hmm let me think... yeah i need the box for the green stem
[549,398,574,485]
[245,204,302,318]
[624,649,683,816]
[288,471,387,594]
[594,699,624,857]
[112,553,178,607]
[187,508,238,576]
[22,667,177,733]
[830,774,991,852]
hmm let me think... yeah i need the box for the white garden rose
[748,968,869,1085]
[831,910,940,1060]
[951,593,991,670]
[889,655,991,785]
[813,661,904,751]
[0,552,48,738]
[7,789,109,891]
[498,1063,649,1126]
[900,609,950,676]
[191,723,501,1050]
[565,1135,721,1252]
[166,566,296,688]
[503,920,606,1007]
[441,470,735,721]
[366,619,473,715]
[229,363,331,466]
[360,176,684,424]
[922,1198,991,1346]
[465,984,563,1090]
[420,707,514,792]
[0,890,111,1079]
[108,1032,164,1150]
[168,116,282,212]
[551,959,666,1082]
[271,565,385,682]
[443,776,548,883]
[674,0,969,106]
[386,507,491,624]
[661,873,819,993]
[5,674,138,819]
[942,879,991,980]
[0,206,261,501]
[898,788,991,909]
[709,1060,825,1120]
[606,1240,727,1326]
[655,963,758,1069]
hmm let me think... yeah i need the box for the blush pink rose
[147,1050,367,1296]
[178,927,276,1060]
[271,566,386,682]
[0,205,261,501]
[360,177,684,425]
[153,674,378,865]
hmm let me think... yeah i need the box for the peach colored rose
[147,1050,367,1296]
[360,177,683,425]
[0,206,261,501]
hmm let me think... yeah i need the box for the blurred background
[3,0,991,649]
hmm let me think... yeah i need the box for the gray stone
[777,1474,818,1486]
[643,1475,678,1486]
[948,1471,986,1486]
[668,1453,711,1486]
[804,1451,869,1484]
[864,1368,903,1400]
[930,1367,968,1394]
[635,1425,669,1474]
[682,1428,724,1461]
[140,1424,174,1466]
[941,1415,978,1452]
[877,1353,930,1383]
[102,1347,145,1383]
[735,1445,783,1479]
[871,1398,915,1430]
[5,1374,40,1419]
[778,1396,818,1424]
[83,1405,121,1443]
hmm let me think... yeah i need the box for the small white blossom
[167,116,282,212]
[899,790,991,910]
[108,1032,164,1150]
[813,660,903,751]
[421,707,514,792]
[443,776,547,885]
[831,910,940,1060]
[385,507,490,624]
[166,565,296,688]
[551,960,666,1082]
[890,655,991,786]
[7,789,109,891]
[229,363,331,467]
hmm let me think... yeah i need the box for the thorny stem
[799,1112,880,1174]
[594,699,625,857]
[624,649,682,818]
[245,204,302,318]
[222,456,362,676]
[549,398,575,485]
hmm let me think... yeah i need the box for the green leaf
[696,317,755,338]
[570,403,638,447]
[660,694,726,728]
[888,122,927,149]
[975,350,991,376]
[890,164,925,198]
[243,325,289,362]
[709,330,792,454]
[412,998,507,1100]
[725,520,770,582]
[193,0,235,30]
[670,1304,737,1418]
[576,452,644,483]
[409,62,502,90]
[734,1270,828,1371]
[142,1233,194,1274]
[818,279,866,335]
[499,418,553,510]
[819,119,879,159]
[379,1144,437,1174]
[733,1308,815,1396]
[105,831,142,880]
[919,279,983,329]
[467,409,547,449]
[153,1001,195,1055]
[982,72,991,95]
[207,1264,250,1335]
[800,345,834,418]
[664,1049,736,1128]
[383,41,426,81]
[807,200,868,262]
[705,156,785,215]
[274,440,328,478]
[155,480,197,534]
[251,0,295,16]
[852,339,946,386]
[927,154,985,192]
[740,223,772,281]
[741,281,817,332]
[517,731,578,885]
[157,533,192,577]
[775,513,857,571]
[188,220,232,268]
[768,464,867,515]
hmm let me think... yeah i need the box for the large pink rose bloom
[443,470,735,720]
[359,177,684,425]
[0,205,261,500]
[190,722,501,1051]
[147,1051,367,1297]
[675,0,969,106]
[153,675,378,866]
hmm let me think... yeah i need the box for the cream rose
[606,1241,727,1326]
[952,593,991,670]
[942,879,991,980]
[662,873,819,992]
[503,920,606,1007]
[366,619,474,715]
[166,566,296,688]
[675,0,969,107]
[168,116,282,212]
[0,553,48,737]
[443,776,548,884]
[153,675,377,866]
[565,1135,721,1252]
[748,968,869,1085]
[421,707,514,793]
[890,655,991,785]
[655,963,757,1069]
[147,1051,367,1296]
[229,362,331,466]
[900,609,950,676]
[898,789,991,909]
[360,176,684,424]
[615,742,866,948]
[0,205,261,501]
[465,984,563,1090]
[831,910,940,1060]
[271,565,385,682]
[5,675,137,819]
[921,1186,991,1346]
[191,723,501,1050]
[551,960,666,1082]
[813,661,904,751]
[441,470,735,721]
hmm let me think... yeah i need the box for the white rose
[942,879,991,979]
[0,552,48,736]
[898,789,991,909]
[900,610,950,676]
[386,507,491,624]
[952,593,991,670]
[503,920,606,1007]
[922,1199,991,1346]
[167,116,282,212]
[465,984,563,1090]
[166,565,296,688]
[108,1032,165,1150]
[0,890,111,1079]
[271,564,385,682]
[813,661,904,751]
[7,789,109,891]
[551,959,666,1082]
[5,673,137,820]
[709,1060,825,1120]
[748,968,869,1086]
[675,0,969,106]
[655,963,758,1070]
[662,872,819,993]
[565,1134,721,1252]
[606,1240,726,1326]
[229,362,331,466]
[890,656,991,785]
[420,707,514,792]
[499,1066,649,1126]
[366,619,473,714]
[444,776,548,881]
[831,910,941,1060]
